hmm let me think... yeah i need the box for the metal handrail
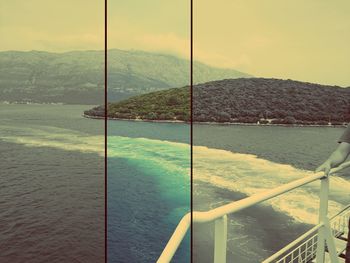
[157,160,350,263]
[330,203,350,221]
[263,204,350,263]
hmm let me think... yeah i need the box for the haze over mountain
[0,49,251,104]
[0,50,104,104]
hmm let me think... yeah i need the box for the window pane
[0,1,105,262]
[193,1,350,263]
[106,1,191,262]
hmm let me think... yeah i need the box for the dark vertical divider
[190,0,194,262]
[104,0,108,262]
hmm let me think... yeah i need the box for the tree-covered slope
[0,50,104,104]
[86,78,350,125]
[193,78,350,124]
[85,87,190,121]
[0,49,250,104]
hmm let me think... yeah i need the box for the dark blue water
[5,105,346,263]
[107,120,190,263]
[0,104,104,262]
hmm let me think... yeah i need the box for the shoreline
[83,114,189,124]
[82,114,347,128]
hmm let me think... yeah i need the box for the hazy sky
[194,0,350,86]
[1,1,350,86]
[108,0,190,57]
[0,0,104,51]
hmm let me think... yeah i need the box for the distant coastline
[83,114,188,124]
[0,101,65,105]
[84,78,350,129]
[83,114,347,128]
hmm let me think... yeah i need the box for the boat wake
[108,137,350,225]
[0,125,104,156]
[193,145,350,225]
[3,127,348,225]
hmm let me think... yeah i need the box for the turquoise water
[3,104,348,263]
[107,120,190,262]
[107,121,350,263]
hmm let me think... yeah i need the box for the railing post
[214,215,227,263]
[157,213,191,263]
[316,177,329,263]
[324,219,339,263]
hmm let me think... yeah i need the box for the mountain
[0,49,251,104]
[107,49,251,101]
[87,78,350,125]
[0,50,104,104]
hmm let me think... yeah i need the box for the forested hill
[193,78,350,124]
[85,87,190,121]
[0,49,250,104]
[85,78,350,125]
[107,49,251,99]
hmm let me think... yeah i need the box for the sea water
[0,104,104,262]
[2,105,349,263]
[107,120,190,263]
[193,124,350,262]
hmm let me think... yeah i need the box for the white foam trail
[193,145,350,225]
[108,136,190,177]
[3,125,348,225]
[0,126,104,156]
[108,136,190,200]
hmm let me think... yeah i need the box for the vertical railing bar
[324,219,339,263]
[316,177,329,263]
[214,215,227,263]
[158,163,350,263]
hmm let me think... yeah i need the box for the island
[84,78,350,126]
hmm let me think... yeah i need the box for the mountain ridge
[0,49,251,104]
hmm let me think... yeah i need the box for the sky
[108,0,190,57]
[194,0,350,86]
[1,0,350,86]
[0,0,104,51]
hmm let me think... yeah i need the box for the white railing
[157,161,350,263]
[263,204,350,263]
